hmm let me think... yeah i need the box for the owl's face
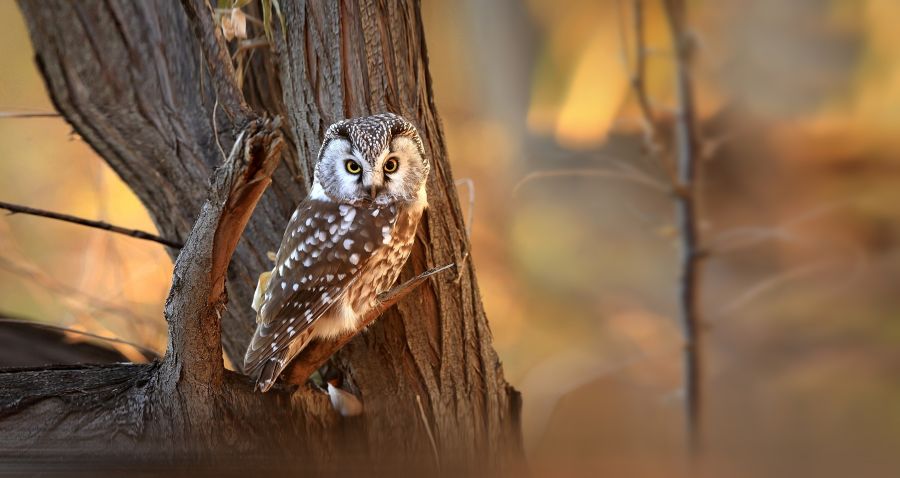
[314,113,429,206]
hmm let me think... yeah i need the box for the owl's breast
[347,203,424,313]
[312,202,424,339]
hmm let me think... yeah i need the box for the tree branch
[0,111,60,118]
[662,0,705,456]
[0,315,158,360]
[630,0,656,139]
[0,200,182,249]
[0,313,158,366]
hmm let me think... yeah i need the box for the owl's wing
[243,199,399,390]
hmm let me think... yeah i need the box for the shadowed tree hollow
[0,0,521,472]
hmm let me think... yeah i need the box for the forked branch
[622,0,707,457]
[624,0,678,182]
[161,117,283,388]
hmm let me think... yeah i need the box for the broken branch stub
[162,117,284,390]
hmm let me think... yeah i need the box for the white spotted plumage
[244,113,429,392]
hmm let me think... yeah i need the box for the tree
[1,0,521,473]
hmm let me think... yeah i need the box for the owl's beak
[369,183,382,199]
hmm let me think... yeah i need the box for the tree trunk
[1,0,521,473]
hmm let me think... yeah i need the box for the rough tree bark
[1,0,521,473]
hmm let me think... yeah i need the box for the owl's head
[314,113,429,205]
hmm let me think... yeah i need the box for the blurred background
[2,0,900,476]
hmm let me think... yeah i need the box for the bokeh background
[2,0,900,476]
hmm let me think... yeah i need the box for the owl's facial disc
[373,136,428,204]
[316,135,427,205]
[315,138,364,203]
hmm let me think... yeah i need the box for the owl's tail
[253,348,290,393]
[244,324,317,392]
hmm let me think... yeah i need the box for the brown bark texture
[1,0,521,473]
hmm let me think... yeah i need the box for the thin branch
[232,37,270,58]
[0,315,158,359]
[232,39,263,91]
[513,167,670,196]
[714,261,834,319]
[0,111,60,119]
[416,394,441,469]
[662,0,705,457]
[707,201,849,254]
[243,12,266,28]
[0,200,182,249]
[625,0,677,183]
[212,94,227,162]
[0,254,157,329]
[630,0,657,141]
[715,243,867,321]
[706,226,799,254]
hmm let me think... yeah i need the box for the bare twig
[662,0,705,456]
[513,167,670,196]
[416,394,441,469]
[0,254,158,335]
[0,200,182,249]
[0,111,60,119]
[0,314,158,359]
[630,0,657,142]
[623,0,678,183]
[715,261,833,319]
[618,0,706,454]
[233,37,270,58]
[716,242,867,321]
[708,201,849,254]
[707,226,800,254]
[212,95,227,162]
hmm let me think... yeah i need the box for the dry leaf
[231,8,248,40]
[220,14,235,41]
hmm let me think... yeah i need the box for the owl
[243,113,430,392]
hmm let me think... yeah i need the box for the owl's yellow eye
[345,160,362,174]
[383,158,399,174]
